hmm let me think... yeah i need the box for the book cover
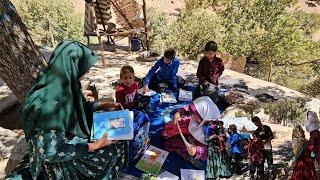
[91,110,134,141]
[178,89,193,102]
[136,145,169,176]
[137,88,157,96]
[156,171,179,180]
[161,92,177,103]
[180,169,205,180]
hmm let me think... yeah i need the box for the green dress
[205,126,232,179]
[6,41,129,180]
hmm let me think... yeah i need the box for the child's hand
[204,80,209,85]
[187,145,197,157]
[173,112,181,125]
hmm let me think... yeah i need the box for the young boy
[248,131,264,180]
[228,124,242,175]
[196,41,224,87]
[115,65,138,109]
[143,48,180,93]
[252,116,274,174]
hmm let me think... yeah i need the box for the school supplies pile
[178,89,193,102]
[161,92,177,104]
[136,145,169,176]
[91,110,134,141]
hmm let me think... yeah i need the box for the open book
[136,145,169,176]
[91,110,134,141]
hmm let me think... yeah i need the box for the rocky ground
[0,41,319,179]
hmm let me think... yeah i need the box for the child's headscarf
[188,96,220,145]
[306,111,320,133]
[292,125,307,161]
[22,41,98,140]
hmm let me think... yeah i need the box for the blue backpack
[131,37,144,52]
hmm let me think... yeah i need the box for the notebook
[178,89,193,102]
[161,92,177,103]
[91,110,134,141]
[137,88,157,96]
[180,169,205,180]
[156,171,179,180]
[136,145,169,176]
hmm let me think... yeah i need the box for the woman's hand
[88,133,116,152]
[187,145,197,157]
[173,112,181,125]
[208,134,218,140]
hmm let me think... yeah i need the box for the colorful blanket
[124,94,206,177]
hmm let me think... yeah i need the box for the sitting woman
[6,41,128,180]
[162,96,220,168]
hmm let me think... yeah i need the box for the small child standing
[306,111,320,165]
[196,41,224,87]
[115,65,138,109]
[228,124,242,175]
[248,131,264,180]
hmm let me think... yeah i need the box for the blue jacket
[143,57,180,90]
[228,132,242,154]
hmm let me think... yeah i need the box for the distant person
[142,48,180,93]
[252,116,274,174]
[228,124,242,175]
[305,111,320,165]
[196,41,224,97]
[248,131,264,179]
[116,65,138,109]
[291,125,318,180]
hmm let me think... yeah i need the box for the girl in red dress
[291,125,317,180]
[306,111,320,165]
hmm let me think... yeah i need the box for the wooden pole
[142,0,150,51]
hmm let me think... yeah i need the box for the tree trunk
[142,0,150,51]
[0,0,47,103]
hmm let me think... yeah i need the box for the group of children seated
[86,41,276,179]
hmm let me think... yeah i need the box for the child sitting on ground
[143,48,180,93]
[115,65,139,109]
[196,41,224,97]
[228,124,242,175]
[248,131,264,180]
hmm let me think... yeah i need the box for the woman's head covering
[188,96,220,145]
[292,125,307,160]
[306,111,320,133]
[22,41,98,140]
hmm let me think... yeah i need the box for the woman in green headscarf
[6,41,129,180]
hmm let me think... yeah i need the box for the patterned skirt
[206,142,232,179]
[5,130,129,180]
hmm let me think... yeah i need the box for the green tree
[12,0,85,47]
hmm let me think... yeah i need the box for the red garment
[291,142,318,180]
[196,56,224,85]
[115,82,138,109]
[248,138,264,164]
[162,106,208,160]
[309,130,320,165]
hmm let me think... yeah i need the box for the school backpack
[131,37,144,52]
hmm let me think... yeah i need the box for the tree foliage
[11,0,85,47]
